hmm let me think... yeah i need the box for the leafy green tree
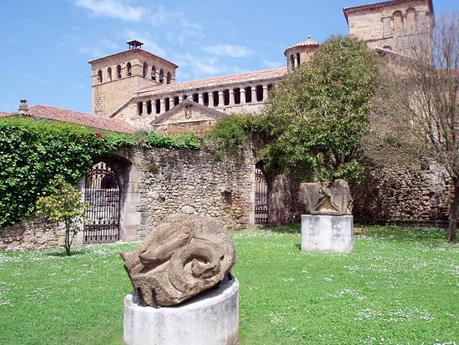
[36,175,86,256]
[262,36,379,183]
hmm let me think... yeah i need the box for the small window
[97,70,103,83]
[143,62,148,78]
[245,86,252,103]
[166,72,172,84]
[107,67,112,81]
[127,62,132,77]
[213,91,219,107]
[155,99,160,114]
[146,100,152,114]
[137,102,143,116]
[151,66,156,80]
[159,69,164,83]
[296,52,301,67]
[117,65,122,79]
[234,88,241,104]
[193,93,199,103]
[223,89,229,106]
[256,85,263,102]
[174,96,179,106]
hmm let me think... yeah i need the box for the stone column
[160,99,166,114]
[240,88,246,104]
[263,85,268,101]
[208,92,214,107]
[229,89,235,106]
[198,93,204,105]
[251,86,257,103]
[169,98,175,109]
[218,91,224,107]
[293,55,298,69]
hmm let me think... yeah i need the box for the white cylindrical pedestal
[123,276,240,345]
[301,215,353,253]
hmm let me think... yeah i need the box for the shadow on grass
[264,224,301,234]
[46,249,88,257]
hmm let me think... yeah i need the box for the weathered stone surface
[298,179,353,215]
[123,275,240,345]
[121,214,235,307]
[301,215,353,253]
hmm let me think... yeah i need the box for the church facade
[89,0,434,133]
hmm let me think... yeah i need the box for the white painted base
[301,215,353,253]
[123,275,240,345]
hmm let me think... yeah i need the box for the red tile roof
[1,105,139,133]
[0,111,10,117]
[137,67,287,96]
[343,0,434,23]
[284,37,320,55]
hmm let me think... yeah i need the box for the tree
[36,175,86,255]
[367,14,459,241]
[262,36,379,183]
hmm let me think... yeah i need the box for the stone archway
[83,162,121,243]
[254,163,268,224]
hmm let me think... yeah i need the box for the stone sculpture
[121,214,235,307]
[298,179,353,215]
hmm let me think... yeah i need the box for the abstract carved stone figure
[298,179,353,215]
[121,214,235,307]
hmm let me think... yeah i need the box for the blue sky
[0,0,457,113]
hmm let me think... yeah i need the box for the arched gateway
[255,168,268,224]
[83,162,121,243]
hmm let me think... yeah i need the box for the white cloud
[73,0,145,22]
[173,53,241,80]
[202,44,252,58]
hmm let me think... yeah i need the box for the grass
[0,225,457,345]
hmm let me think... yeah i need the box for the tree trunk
[64,222,71,256]
[447,177,459,242]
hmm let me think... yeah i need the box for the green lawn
[0,225,458,345]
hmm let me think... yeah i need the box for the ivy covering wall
[0,116,201,228]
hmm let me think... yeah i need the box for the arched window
[244,86,252,103]
[165,98,170,112]
[192,93,199,103]
[137,102,143,116]
[151,66,156,80]
[97,70,103,83]
[155,99,160,114]
[166,72,172,84]
[159,69,164,83]
[127,62,132,77]
[107,67,112,81]
[223,90,230,106]
[406,8,417,33]
[143,62,148,78]
[256,85,263,102]
[212,91,219,107]
[203,92,209,106]
[296,52,301,67]
[233,88,241,104]
[146,100,152,115]
[117,65,122,79]
[393,11,404,35]
[290,54,295,70]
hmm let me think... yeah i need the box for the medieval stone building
[1,0,446,251]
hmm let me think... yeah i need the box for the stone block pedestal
[123,276,240,345]
[301,215,353,253]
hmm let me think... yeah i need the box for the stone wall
[133,146,255,239]
[352,165,452,226]
[0,217,65,252]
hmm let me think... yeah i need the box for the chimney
[18,99,29,114]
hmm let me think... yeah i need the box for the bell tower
[284,37,320,72]
[89,40,178,118]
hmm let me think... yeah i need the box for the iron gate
[83,162,120,243]
[255,168,268,224]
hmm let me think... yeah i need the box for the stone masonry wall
[134,146,255,239]
[352,165,452,226]
[0,217,65,252]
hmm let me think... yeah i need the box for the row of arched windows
[143,62,172,84]
[392,8,418,35]
[136,84,274,116]
[97,62,132,84]
[96,61,172,84]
